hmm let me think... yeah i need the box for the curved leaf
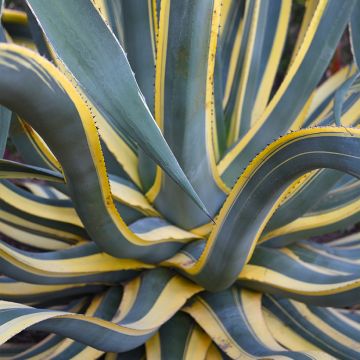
[0,241,144,285]
[219,0,356,186]
[226,0,291,143]
[26,0,210,217]
[0,276,104,305]
[166,128,360,290]
[0,159,63,181]
[262,181,360,247]
[0,269,200,353]
[238,246,360,307]
[350,1,360,68]
[146,313,211,360]
[263,295,360,359]
[264,169,344,232]
[184,288,333,359]
[0,2,11,158]
[334,72,360,125]
[147,0,227,228]
[0,44,200,262]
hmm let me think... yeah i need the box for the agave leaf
[55,56,144,184]
[219,0,357,186]
[184,288,333,359]
[267,72,359,233]
[110,175,160,217]
[114,268,201,331]
[19,182,68,200]
[8,290,118,359]
[0,160,158,217]
[239,245,360,306]
[289,0,319,64]
[26,0,209,217]
[265,169,344,232]
[61,83,142,185]
[0,0,5,40]
[113,0,157,191]
[289,240,360,273]
[128,216,200,243]
[0,107,11,157]
[226,0,291,143]
[0,277,104,304]
[0,199,88,245]
[146,313,212,360]
[267,107,360,221]
[1,181,197,252]
[264,67,358,233]
[219,0,245,102]
[264,312,311,354]
[1,180,83,227]
[0,219,197,284]
[171,128,360,291]
[223,0,256,139]
[6,11,136,186]
[21,2,52,59]
[350,1,360,68]
[214,0,241,161]
[3,8,142,187]
[24,291,117,360]
[263,295,360,359]
[317,91,360,127]
[116,0,155,114]
[303,65,355,127]
[154,0,161,31]
[9,115,62,174]
[89,1,156,188]
[0,240,146,285]
[0,219,83,250]
[0,158,63,181]
[262,180,360,247]
[148,0,227,228]
[250,0,291,127]
[1,8,28,27]
[334,72,360,126]
[0,269,200,353]
[99,0,125,46]
[1,1,360,357]
[213,50,227,161]
[0,2,11,158]
[0,298,153,353]
[320,231,360,248]
[0,44,201,262]
[0,181,144,241]
[310,177,360,212]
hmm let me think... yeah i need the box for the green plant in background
[0,0,359,358]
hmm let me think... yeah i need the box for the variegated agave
[0,0,359,359]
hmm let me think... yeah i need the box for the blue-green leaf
[27,0,210,218]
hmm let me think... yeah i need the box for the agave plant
[0,0,359,358]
